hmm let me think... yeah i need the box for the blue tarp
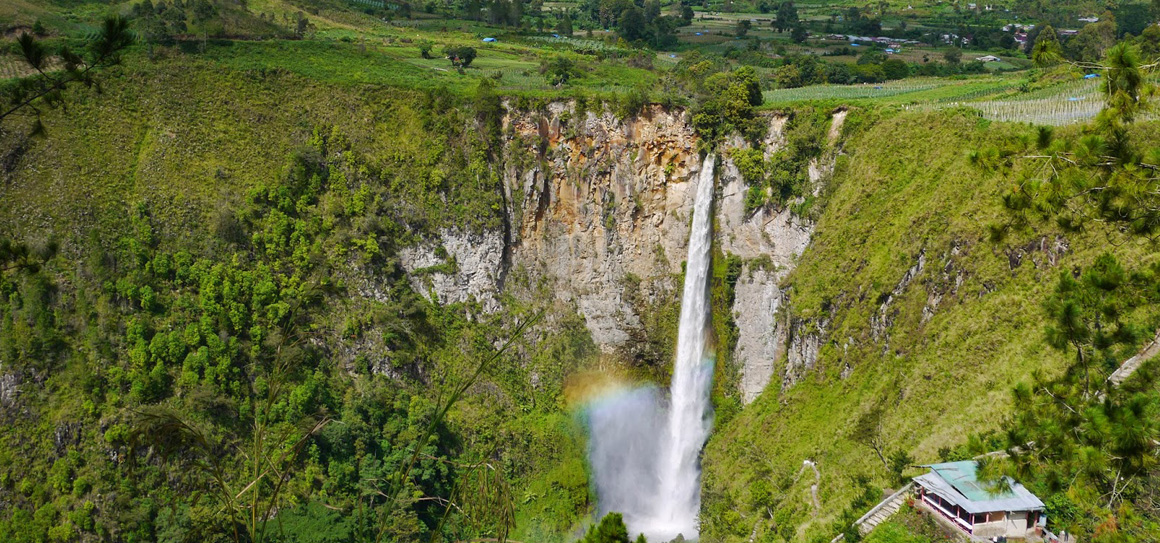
[482,37,497,42]
[1084,73,1100,79]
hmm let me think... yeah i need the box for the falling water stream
[587,154,717,542]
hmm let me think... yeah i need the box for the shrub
[581,512,629,543]
[617,83,650,119]
[444,46,476,67]
[47,522,75,543]
[72,477,91,497]
[881,59,909,80]
[542,55,580,85]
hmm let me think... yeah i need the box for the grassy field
[0,48,463,239]
[155,30,1063,121]
[0,0,1040,110]
[191,37,658,97]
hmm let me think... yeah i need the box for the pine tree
[1101,43,1144,124]
[582,513,632,543]
[1032,25,1063,67]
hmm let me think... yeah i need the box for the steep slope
[700,110,1160,542]
[0,58,585,543]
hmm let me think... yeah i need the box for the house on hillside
[913,461,1046,539]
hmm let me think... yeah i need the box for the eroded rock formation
[398,103,847,402]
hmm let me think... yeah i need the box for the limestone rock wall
[398,228,506,312]
[507,104,700,348]
[397,103,846,403]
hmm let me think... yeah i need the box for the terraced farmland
[762,80,945,103]
[959,75,1159,125]
[950,78,1101,125]
[763,73,1137,126]
[962,97,1103,125]
[0,54,46,80]
[761,76,1017,106]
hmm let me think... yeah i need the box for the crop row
[762,81,943,103]
[0,56,43,80]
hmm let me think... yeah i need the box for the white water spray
[649,153,716,539]
[587,155,717,542]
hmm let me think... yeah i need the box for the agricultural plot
[956,75,1158,125]
[762,81,945,104]
[0,56,34,80]
[761,76,1017,106]
[0,54,62,80]
[948,77,1101,125]
[925,80,1016,103]
[1005,77,1101,101]
[959,97,1103,125]
[763,73,1124,126]
[526,36,633,56]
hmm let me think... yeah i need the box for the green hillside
[701,109,1160,541]
[0,51,600,543]
[2,0,1160,542]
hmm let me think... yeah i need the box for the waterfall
[649,153,717,540]
[587,154,717,542]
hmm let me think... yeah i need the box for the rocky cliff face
[399,228,506,312]
[507,103,699,349]
[399,103,845,403]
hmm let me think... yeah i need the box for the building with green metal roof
[913,461,1046,540]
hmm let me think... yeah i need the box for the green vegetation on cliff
[702,103,1160,542]
[0,51,601,542]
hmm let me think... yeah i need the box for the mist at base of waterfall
[585,386,701,543]
[585,154,718,543]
